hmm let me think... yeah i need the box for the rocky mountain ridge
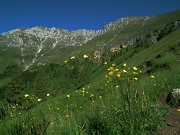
[0,16,149,70]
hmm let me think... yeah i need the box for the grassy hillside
[0,10,180,134]
[0,25,180,134]
[0,10,180,73]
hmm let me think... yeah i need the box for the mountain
[0,10,180,135]
[0,10,180,71]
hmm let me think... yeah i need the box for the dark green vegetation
[0,10,180,134]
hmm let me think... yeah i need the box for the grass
[0,34,180,134]
[0,10,180,135]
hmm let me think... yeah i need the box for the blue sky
[1,0,180,34]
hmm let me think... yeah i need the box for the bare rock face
[0,16,148,70]
[167,88,180,106]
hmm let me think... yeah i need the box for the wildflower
[99,96,102,99]
[134,77,138,81]
[24,94,29,97]
[109,71,114,75]
[37,99,42,102]
[154,83,156,86]
[76,90,78,92]
[116,85,119,89]
[67,95,70,98]
[19,112,21,115]
[123,63,127,67]
[83,55,88,59]
[94,56,97,58]
[71,56,75,60]
[47,93,50,96]
[112,63,116,67]
[111,50,115,53]
[133,72,138,74]
[117,72,121,77]
[123,70,127,73]
[64,60,68,64]
[123,45,127,48]
[151,75,155,78]
[108,67,114,71]
[104,62,107,65]
[177,108,180,112]
[133,67,138,71]
[115,69,119,71]
[90,94,94,97]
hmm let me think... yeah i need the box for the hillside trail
[157,92,180,135]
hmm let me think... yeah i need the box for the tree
[33,68,50,101]
[50,79,61,97]
[5,66,26,106]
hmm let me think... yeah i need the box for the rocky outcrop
[167,88,180,106]
[0,16,149,70]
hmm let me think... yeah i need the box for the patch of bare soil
[158,92,180,135]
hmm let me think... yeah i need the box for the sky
[0,0,180,34]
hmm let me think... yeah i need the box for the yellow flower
[117,72,121,77]
[109,71,114,75]
[133,67,138,71]
[24,94,29,97]
[123,63,127,67]
[133,72,138,74]
[94,55,98,59]
[67,95,70,98]
[177,108,180,112]
[123,45,127,48]
[37,99,42,102]
[83,55,88,59]
[64,60,68,64]
[71,56,75,60]
[134,77,138,80]
[104,62,107,65]
[108,67,114,71]
[123,70,127,73]
[112,63,116,67]
[99,96,102,99]
[111,50,115,53]
[47,93,50,96]
[90,94,94,97]
[151,75,155,78]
